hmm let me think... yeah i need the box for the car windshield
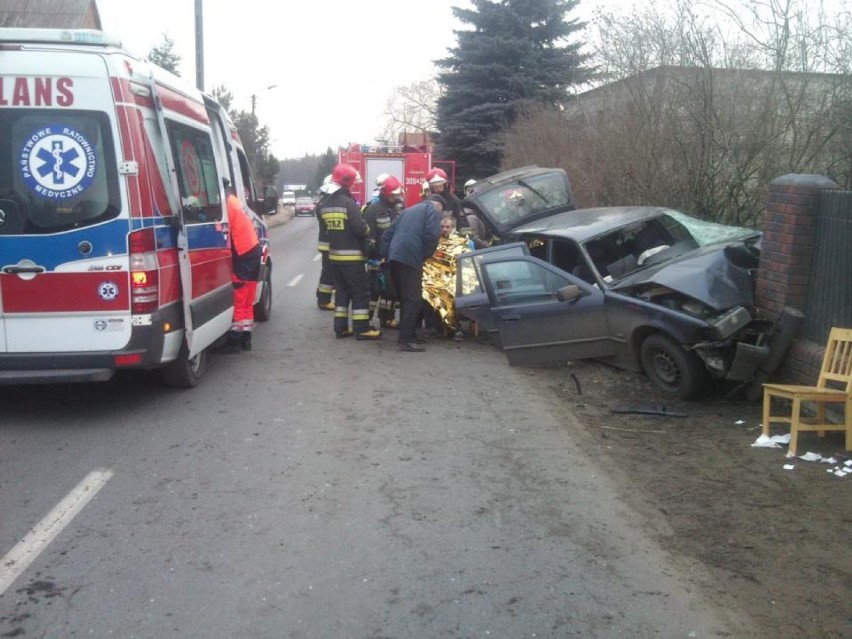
[666,210,758,246]
[476,172,571,228]
[582,213,699,283]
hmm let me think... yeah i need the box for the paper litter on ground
[798,452,823,462]
[752,433,791,448]
[735,420,745,425]
[783,464,796,470]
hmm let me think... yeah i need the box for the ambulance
[0,28,276,387]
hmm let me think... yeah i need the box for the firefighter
[364,173,390,209]
[363,175,404,328]
[319,164,382,340]
[426,168,463,217]
[315,174,335,310]
[219,179,262,353]
[460,177,491,248]
[429,169,488,248]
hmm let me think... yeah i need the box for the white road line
[0,468,114,596]
[288,274,304,287]
[313,253,321,262]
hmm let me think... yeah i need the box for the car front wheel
[639,332,708,399]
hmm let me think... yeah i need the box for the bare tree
[379,79,443,144]
[502,0,852,226]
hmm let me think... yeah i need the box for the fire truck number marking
[20,125,97,200]
[180,141,202,197]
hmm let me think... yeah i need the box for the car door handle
[3,265,45,274]
[502,313,521,321]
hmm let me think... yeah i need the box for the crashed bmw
[455,167,773,399]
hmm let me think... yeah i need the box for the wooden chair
[762,327,852,456]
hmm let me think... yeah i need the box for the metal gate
[803,189,852,344]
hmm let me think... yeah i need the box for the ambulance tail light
[129,228,159,314]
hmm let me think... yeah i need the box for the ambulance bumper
[0,323,165,385]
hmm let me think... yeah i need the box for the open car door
[459,253,616,366]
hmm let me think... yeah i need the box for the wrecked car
[456,168,773,399]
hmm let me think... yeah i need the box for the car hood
[612,243,757,311]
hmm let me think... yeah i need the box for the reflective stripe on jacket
[320,189,368,263]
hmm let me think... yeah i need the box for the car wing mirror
[556,284,583,302]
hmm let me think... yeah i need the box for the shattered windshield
[667,210,758,246]
[476,172,572,228]
[583,214,699,282]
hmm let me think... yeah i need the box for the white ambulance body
[0,29,274,386]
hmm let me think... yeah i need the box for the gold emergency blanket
[421,234,472,330]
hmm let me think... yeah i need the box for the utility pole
[194,0,204,91]
[250,85,278,116]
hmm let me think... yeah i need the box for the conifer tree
[436,0,590,182]
[147,34,181,75]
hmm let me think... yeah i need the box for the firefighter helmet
[420,180,431,197]
[464,179,476,188]
[381,175,403,198]
[375,173,390,187]
[332,163,359,188]
[426,168,448,185]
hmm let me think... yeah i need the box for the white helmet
[319,174,336,195]
[375,173,390,187]
[464,179,477,188]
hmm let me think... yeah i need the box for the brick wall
[755,174,840,384]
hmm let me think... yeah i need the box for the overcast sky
[95,0,482,159]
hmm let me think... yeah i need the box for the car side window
[482,259,573,305]
[166,121,222,224]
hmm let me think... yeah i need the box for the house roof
[0,0,101,29]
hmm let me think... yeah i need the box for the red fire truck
[338,143,455,208]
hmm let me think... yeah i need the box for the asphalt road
[0,214,756,638]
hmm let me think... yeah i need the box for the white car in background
[280,191,296,207]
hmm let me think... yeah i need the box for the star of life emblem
[20,125,97,199]
[98,281,119,301]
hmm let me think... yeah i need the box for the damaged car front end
[456,186,777,398]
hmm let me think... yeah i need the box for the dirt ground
[522,356,851,638]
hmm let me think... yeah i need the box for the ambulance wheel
[161,342,207,388]
[254,268,272,322]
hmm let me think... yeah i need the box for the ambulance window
[166,122,222,224]
[0,110,120,235]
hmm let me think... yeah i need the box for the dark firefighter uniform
[363,196,400,326]
[315,191,335,310]
[319,188,374,337]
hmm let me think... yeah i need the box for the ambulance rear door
[0,49,131,354]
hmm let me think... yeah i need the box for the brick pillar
[755,174,839,319]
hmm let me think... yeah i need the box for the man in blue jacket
[386,194,444,352]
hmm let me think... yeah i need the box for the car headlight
[711,306,752,339]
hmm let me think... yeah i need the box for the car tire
[161,341,207,388]
[254,265,273,322]
[639,332,707,399]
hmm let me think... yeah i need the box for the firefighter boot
[355,328,382,341]
[240,332,252,351]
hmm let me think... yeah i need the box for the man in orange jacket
[220,179,262,353]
